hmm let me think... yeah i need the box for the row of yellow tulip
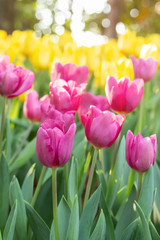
[0,29,160,87]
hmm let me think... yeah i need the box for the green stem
[137,172,143,201]
[0,97,6,159]
[52,167,60,240]
[9,123,33,166]
[127,169,136,195]
[83,148,98,208]
[138,96,143,134]
[111,134,120,170]
[31,166,47,207]
[64,163,68,198]
[99,149,105,175]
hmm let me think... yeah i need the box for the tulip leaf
[78,186,101,240]
[134,201,152,240]
[89,210,106,240]
[3,201,17,240]
[25,201,50,240]
[0,232,2,240]
[120,218,144,240]
[68,157,78,207]
[9,137,36,172]
[50,196,71,240]
[100,192,115,240]
[106,136,126,210]
[153,162,160,212]
[138,166,154,220]
[22,164,35,203]
[66,195,79,240]
[115,186,136,238]
[96,160,108,196]
[149,220,160,240]
[0,154,10,228]
[9,176,27,240]
[5,118,11,159]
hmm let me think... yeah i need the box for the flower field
[0,29,160,240]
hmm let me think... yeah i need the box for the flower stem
[0,97,6,159]
[138,96,143,133]
[111,134,120,170]
[137,172,143,201]
[31,166,47,207]
[99,149,105,175]
[64,163,68,198]
[127,169,136,195]
[52,167,60,240]
[83,148,98,208]
[9,123,33,166]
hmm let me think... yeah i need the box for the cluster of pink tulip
[0,53,158,173]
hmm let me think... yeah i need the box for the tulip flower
[0,54,10,68]
[126,130,157,172]
[51,62,89,85]
[23,90,43,122]
[82,105,125,148]
[105,76,144,114]
[0,63,34,98]
[49,79,86,113]
[131,55,158,83]
[78,92,110,125]
[36,117,76,168]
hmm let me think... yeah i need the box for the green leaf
[120,218,144,240]
[66,195,79,240]
[5,118,11,159]
[149,220,160,240]
[3,201,17,240]
[9,176,27,240]
[100,193,115,240]
[79,186,101,240]
[50,196,71,240]
[96,160,108,196]
[22,164,35,203]
[9,137,36,172]
[68,158,78,207]
[138,166,154,220]
[115,186,136,239]
[134,201,152,240]
[25,201,50,240]
[89,210,106,240]
[106,136,126,210]
[0,154,10,228]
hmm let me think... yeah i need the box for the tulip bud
[36,117,76,168]
[131,55,158,83]
[105,76,144,114]
[78,92,110,125]
[82,105,125,149]
[49,79,86,113]
[126,130,157,172]
[51,62,89,85]
[23,90,42,122]
[0,63,34,98]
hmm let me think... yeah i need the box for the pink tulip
[0,55,10,71]
[105,76,144,114]
[0,63,34,98]
[49,79,86,113]
[36,117,76,168]
[23,90,44,122]
[51,62,89,85]
[131,55,158,83]
[41,95,75,125]
[78,92,110,125]
[126,130,157,172]
[82,105,125,148]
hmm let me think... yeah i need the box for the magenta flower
[0,63,34,98]
[82,105,125,149]
[51,62,89,85]
[126,130,157,172]
[49,79,86,113]
[78,92,110,125]
[36,117,76,168]
[105,76,144,114]
[0,55,10,70]
[131,55,158,83]
[23,90,44,122]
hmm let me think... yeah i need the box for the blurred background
[0,0,160,46]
